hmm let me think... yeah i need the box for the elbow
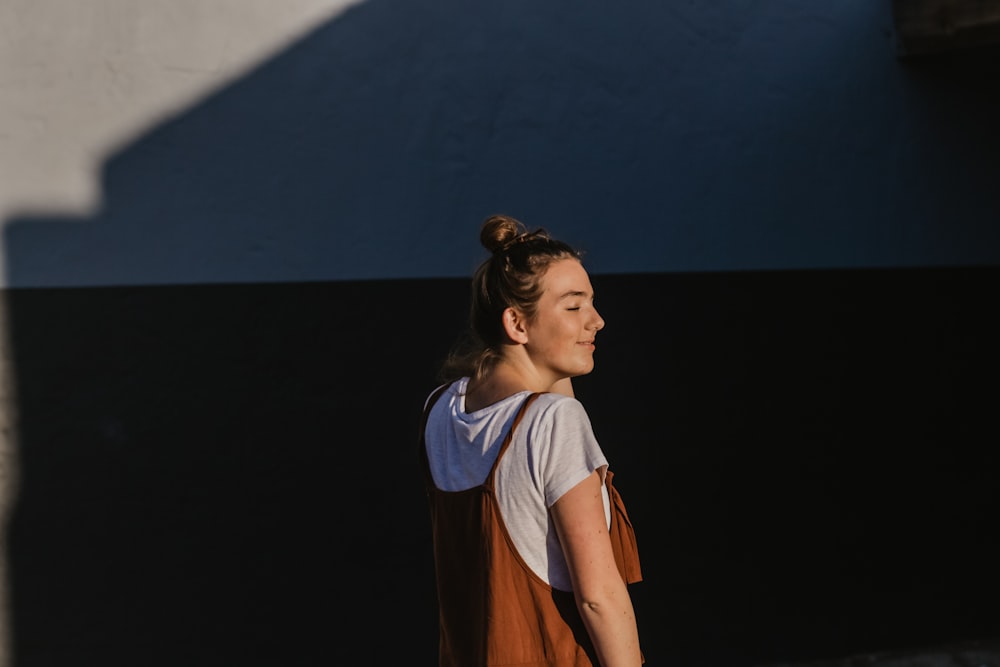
[576,589,628,619]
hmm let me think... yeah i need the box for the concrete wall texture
[1,1,999,666]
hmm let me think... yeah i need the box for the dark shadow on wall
[1,280,460,666]
[3,1,1000,665]
[4,269,1000,667]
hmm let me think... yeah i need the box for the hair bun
[480,214,528,254]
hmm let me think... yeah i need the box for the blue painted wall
[5,0,999,287]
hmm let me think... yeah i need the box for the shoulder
[529,392,590,418]
[523,393,596,434]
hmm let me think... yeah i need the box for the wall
[3,0,1000,287]
[1,1,998,665]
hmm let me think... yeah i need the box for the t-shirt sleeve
[528,397,609,507]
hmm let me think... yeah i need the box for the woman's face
[522,258,605,381]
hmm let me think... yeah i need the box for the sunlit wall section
[0,0,363,275]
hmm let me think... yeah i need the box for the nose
[590,306,605,332]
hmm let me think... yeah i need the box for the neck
[465,355,560,412]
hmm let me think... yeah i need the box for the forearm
[576,582,642,666]
[552,471,643,665]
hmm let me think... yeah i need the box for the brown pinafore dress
[419,384,643,666]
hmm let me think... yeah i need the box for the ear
[502,307,529,344]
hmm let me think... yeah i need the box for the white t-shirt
[424,377,610,591]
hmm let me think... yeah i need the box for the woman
[419,214,644,666]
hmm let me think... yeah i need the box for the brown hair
[438,214,581,384]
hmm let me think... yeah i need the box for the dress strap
[605,470,643,584]
[484,392,544,487]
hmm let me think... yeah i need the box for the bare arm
[551,469,642,666]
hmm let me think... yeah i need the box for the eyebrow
[557,290,592,300]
